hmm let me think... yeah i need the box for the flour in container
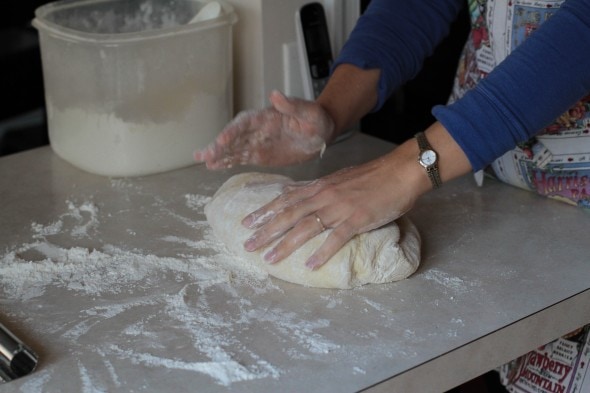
[47,91,227,177]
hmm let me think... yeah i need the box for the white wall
[227,0,360,113]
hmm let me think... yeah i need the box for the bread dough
[205,172,421,289]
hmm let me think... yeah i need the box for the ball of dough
[205,172,421,289]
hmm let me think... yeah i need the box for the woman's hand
[194,90,335,169]
[239,121,473,270]
[240,145,423,270]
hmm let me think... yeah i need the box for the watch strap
[416,132,442,189]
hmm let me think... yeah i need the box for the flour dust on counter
[1,183,400,391]
[419,268,481,297]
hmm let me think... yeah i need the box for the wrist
[398,140,435,197]
[411,122,472,191]
[416,131,442,189]
[316,64,380,142]
[380,140,433,205]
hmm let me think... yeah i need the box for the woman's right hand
[194,90,335,169]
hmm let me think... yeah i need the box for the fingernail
[305,256,321,270]
[264,249,277,264]
[242,215,254,228]
[244,236,257,252]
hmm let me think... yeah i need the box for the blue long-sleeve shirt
[335,0,590,171]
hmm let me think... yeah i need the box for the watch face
[420,150,437,166]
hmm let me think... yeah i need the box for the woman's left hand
[241,146,422,270]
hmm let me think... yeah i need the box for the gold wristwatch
[416,132,442,189]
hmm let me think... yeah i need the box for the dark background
[360,0,471,144]
[0,0,470,155]
[0,1,52,156]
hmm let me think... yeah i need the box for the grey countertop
[0,133,588,393]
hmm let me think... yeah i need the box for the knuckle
[351,210,373,228]
[316,185,339,201]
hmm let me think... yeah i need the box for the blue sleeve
[333,0,464,111]
[433,0,590,171]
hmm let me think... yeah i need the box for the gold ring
[314,213,326,232]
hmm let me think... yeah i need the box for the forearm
[316,64,380,141]
[335,0,464,111]
[434,0,590,171]
[320,0,464,141]
[317,64,472,193]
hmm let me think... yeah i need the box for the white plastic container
[33,0,237,177]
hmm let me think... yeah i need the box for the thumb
[269,90,309,118]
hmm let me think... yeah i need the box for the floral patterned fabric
[450,0,590,210]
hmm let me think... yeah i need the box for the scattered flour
[16,369,52,393]
[321,295,343,309]
[0,195,344,390]
[420,269,470,295]
[107,344,279,387]
[30,200,99,240]
[1,243,239,300]
[184,194,211,211]
[1,187,447,391]
[363,298,386,312]
[353,366,366,375]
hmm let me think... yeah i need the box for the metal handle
[0,323,38,382]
